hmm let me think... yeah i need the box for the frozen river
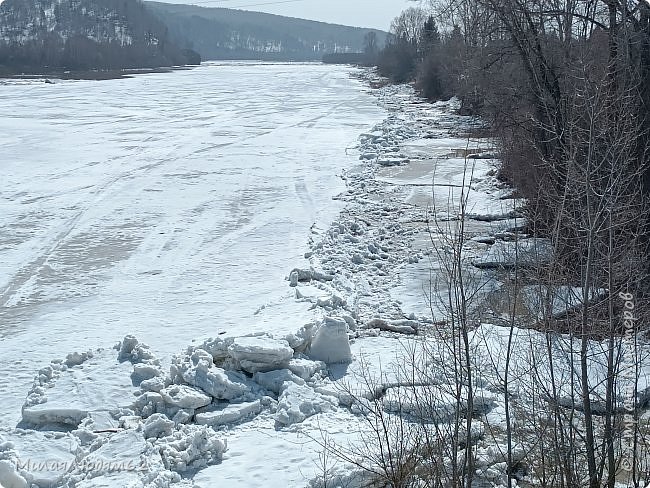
[0,61,545,488]
[0,62,385,427]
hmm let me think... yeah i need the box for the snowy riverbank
[0,66,524,488]
[2,65,648,488]
[0,67,476,487]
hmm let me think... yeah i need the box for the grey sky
[160,0,421,31]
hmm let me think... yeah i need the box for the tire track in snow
[0,68,353,319]
[0,107,337,311]
[0,155,180,310]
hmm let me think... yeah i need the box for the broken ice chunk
[307,317,352,364]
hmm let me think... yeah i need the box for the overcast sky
[163,0,421,31]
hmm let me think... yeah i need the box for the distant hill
[0,0,199,74]
[146,2,387,61]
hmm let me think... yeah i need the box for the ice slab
[195,400,262,427]
[160,385,211,409]
[472,238,553,269]
[228,336,294,373]
[253,369,304,394]
[21,348,138,428]
[307,317,351,364]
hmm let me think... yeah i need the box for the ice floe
[472,238,553,269]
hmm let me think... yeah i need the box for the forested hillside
[146,2,386,61]
[0,0,199,74]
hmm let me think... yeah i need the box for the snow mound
[170,348,249,400]
[275,383,338,426]
[154,424,226,472]
[64,351,94,367]
[307,317,352,364]
[134,391,167,419]
[117,335,158,364]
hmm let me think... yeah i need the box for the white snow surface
[0,66,520,487]
[0,62,384,425]
[3,65,644,487]
[0,62,390,487]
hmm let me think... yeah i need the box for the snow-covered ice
[0,62,384,424]
[195,400,263,427]
[3,64,644,487]
[227,336,294,373]
[275,382,338,426]
[0,62,388,486]
[21,347,139,428]
[472,237,554,269]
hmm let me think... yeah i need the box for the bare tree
[390,7,431,45]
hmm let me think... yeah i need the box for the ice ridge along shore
[0,69,607,488]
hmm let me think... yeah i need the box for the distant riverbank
[0,64,198,81]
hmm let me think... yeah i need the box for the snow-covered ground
[0,63,389,486]
[3,63,644,487]
[0,61,384,421]
[0,62,535,488]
